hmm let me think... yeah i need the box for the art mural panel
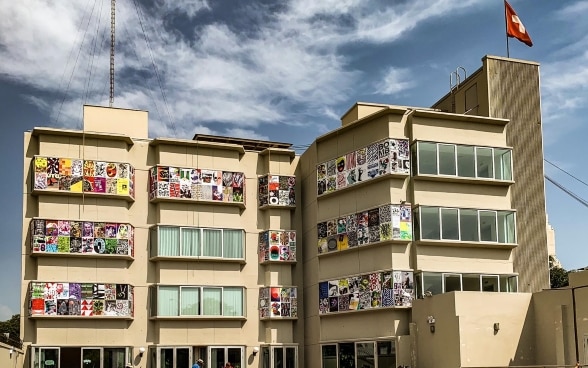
[317,204,412,254]
[318,270,413,315]
[317,138,410,196]
[33,156,135,198]
[30,219,134,256]
[258,230,296,262]
[258,175,296,207]
[29,282,134,317]
[148,166,245,203]
[259,287,298,319]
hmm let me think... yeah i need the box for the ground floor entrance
[31,346,130,368]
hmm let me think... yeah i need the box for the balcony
[258,230,296,264]
[258,174,296,209]
[259,287,298,320]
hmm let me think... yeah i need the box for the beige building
[19,55,578,368]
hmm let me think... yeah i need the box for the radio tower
[109,0,116,107]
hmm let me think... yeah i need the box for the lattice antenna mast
[109,0,116,107]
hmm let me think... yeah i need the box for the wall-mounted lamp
[493,323,500,333]
[139,347,146,357]
[427,315,436,333]
[252,347,260,356]
[9,348,14,358]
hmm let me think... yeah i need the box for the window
[151,226,244,260]
[418,207,516,244]
[321,341,396,368]
[261,346,298,368]
[210,347,243,368]
[415,272,518,297]
[416,142,512,181]
[151,286,245,317]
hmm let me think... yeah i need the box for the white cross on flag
[505,0,533,47]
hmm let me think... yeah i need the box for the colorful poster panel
[259,287,297,319]
[149,166,245,204]
[317,204,412,254]
[258,230,297,263]
[318,270,413,315]
[29,282,134,317]
[30,219,133,256]
[258,175,295,207]
[317,138,410,196]
[33,156,135,199]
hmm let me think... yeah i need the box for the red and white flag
[505,0,533,47]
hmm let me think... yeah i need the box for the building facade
[20,56,561,368]
[21,106,300,368]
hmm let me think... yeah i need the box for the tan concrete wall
[0,342,23,368]
[83,105,148,139]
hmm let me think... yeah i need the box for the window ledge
[318,238,411,257]
[260,317,298,321]
[31,252,133,260]
[415,239,517,249]
[150,256,246,264]
[258,204,296,210]
[319,305,411,317]
[260,260,297,265]
[317,172,409,199]
[149,196,246,208]
[29,315,133,320]
[32,189,135,202]
[413,174,514,186]
[150,316,246,321]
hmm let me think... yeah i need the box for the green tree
[549,256,569,289]
[0,314,20,340]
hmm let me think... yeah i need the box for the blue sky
[1,0,587,320]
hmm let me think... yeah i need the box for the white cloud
[0,304,14,321]
[375,67,414,95]
[0,0,489,139]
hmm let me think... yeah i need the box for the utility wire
[544,158,588,189]
[544,175,588,208]
[84,0,105,104]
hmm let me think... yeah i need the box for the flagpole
[504,0,510,58]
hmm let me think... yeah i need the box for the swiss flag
[505,1,533,47]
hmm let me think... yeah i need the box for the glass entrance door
[82,348,102,368]
[37,348,60,368]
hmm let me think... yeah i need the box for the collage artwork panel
[29,282,134,317]
[33,156,135,198]
[316,138,410,196]
[259,287,298,319]
[258,230,297,262]
[148,166,245,203]
[258,175,296,207]
[30,219,134,256]
[319,270,414,314]
[317,204,412,254]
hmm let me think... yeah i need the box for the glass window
[338,343,355,368]
[181,228,201,257]
[500,275,518,292]
[161,348,174,368]
[443,274,462,293]
[203,229,223,257]
[476,147,494,179]
[203,288,222,315]
[223,287,244,317]
[462,274,481,291]
[481,275,499,292]
[420,207,440,240]
[479,211,497,242]
[459,209,479,242]
[438,144,456,175]
[441,208,459,240]
[274,347,284,368]
[285,347,296,368]
[418,142,438,175]
[158,286,179,316]
[422,272,442,296]
[159,227,180,256]
[376,341,396,368]
[180,287,200,316]
[104,348,127,368]
[456,145,476,178]
[322,345,337,368]
[497,211,516,244]
[356,342,375,368]
[210,348,225,368]
[262,347,270,368]
[494,148,512,181]
[223,229,244,259]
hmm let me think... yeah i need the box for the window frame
[151,285,245,318]
[417,206,517,245]
[261,345,298,368]
[151,225,245,260]
[415,141,513,181]
[414,272,519,298]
